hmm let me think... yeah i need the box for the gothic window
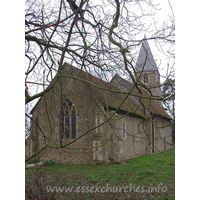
[59,99,76,139]
[144,75,148,83]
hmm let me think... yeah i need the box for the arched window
[144,75,148,83]
[59,99,76,139]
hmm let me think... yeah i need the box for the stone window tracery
[59,99,76,139]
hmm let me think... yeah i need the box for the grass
[26,148,175,199]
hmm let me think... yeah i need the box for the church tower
[135,36,162,106]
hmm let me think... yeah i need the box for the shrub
[42,159,55,166]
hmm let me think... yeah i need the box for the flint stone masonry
[27,40,172,165]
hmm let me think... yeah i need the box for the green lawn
[26,148,175,199]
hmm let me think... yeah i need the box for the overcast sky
[24,0,175,111]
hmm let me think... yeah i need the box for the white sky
[90,0,175,81]
[24,0,175,111]
[135,0,175,80]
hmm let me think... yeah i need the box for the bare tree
[25,1,175,198]
[25,0,175,162]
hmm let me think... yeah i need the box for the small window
[97,117,100,133]
[154,121,158,140]
[96,142,98,151]
[144,75,148,83]
[164,136,166,149]
[136,127,139,141]
[123,122,126,138]
[96,116,101,133]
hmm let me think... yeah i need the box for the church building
[27,38,172,165]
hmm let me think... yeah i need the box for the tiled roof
[63,63,145,118]
[31,63,171,120]
[135,38,158,72]
[112,75,172,120]
[63,63,171,120]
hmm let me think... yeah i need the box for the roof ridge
[63,62,113,88]
[109,73,172,120]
